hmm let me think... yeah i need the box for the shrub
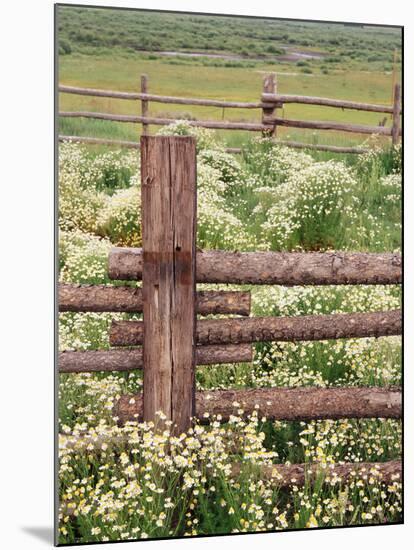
[58,142,139,234]
[157,120,223,152]
[261,161,358,250]
[59,183,104,234]
[266,44,282,54]
[196,163,254,250]
[96,185,142,247]
[59,39,72,55]
[59,230,112,284]
[198,149,241,185]
[243,138,313,187]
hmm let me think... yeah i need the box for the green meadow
[57,6,402,149]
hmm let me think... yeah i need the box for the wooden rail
[59,345,253,373]
[109,248,402,285]
[59,111,269,131]
[231,460,402,487]
[59,84,397,114]
[110,310,401,347]
[114,386,402,424]
[264,116,395,136]
[59,283,251,316]
[58,134,369,154]
[59,84,274,109]
[58,79,402,148]
[261,92,399,114]
[60,109,397,135]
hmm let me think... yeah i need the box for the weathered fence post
[141,136,197,435]
[391,83,401,146]
[141,74,149,136]
[262,73,277,137]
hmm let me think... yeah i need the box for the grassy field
[57,6,401,67]
[57,6,402,545]
[57,6,402,149]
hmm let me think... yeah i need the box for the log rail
[59,345,253,373]
[109,248,402,286]
[58,134,370,154]
[110,310,401,347]
[58,81,402,145]
[114,386,402,424]
[59,283,251,316]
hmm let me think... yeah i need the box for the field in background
[58,7,402,150]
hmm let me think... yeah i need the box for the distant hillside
[56,6,402,72]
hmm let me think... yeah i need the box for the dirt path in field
[141,47,326,63]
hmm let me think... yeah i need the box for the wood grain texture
[114,386,401,424]
[140,74,149,136]
[264,116,394,136]
[231,460,402,487]
[110,310,401,347]
[58,283,251,316]
[261,92,397,114]
[392,84,401,146]
[141,136,197,434]
[262,74,277,137]
[62,112,398,135]
[59,84,273,108]
[59,112,269,131]
[59,344,253,373]
[58,136,367,155]
[109,249,401,285]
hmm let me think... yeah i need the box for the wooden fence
[58,74,402,154]
[59,136,402,485]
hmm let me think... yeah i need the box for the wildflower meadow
[58,123,401,543]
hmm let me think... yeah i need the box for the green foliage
[96,185,142,247]
[59,39,72,55]
[57,5,401,72]
[156,120,222,152]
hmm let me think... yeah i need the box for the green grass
[57,6,402,151]
[59,52,399,149]
[57,6,401,70]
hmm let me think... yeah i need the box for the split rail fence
[58,73,402,155]
[59,135,402,486]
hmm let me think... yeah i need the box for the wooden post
[141,136,197,435]
[262,73,277,137]
[391,83,401,146]
[141,74,149,136]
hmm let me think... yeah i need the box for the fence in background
[58,74,402,154]
[59,135,402,486]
